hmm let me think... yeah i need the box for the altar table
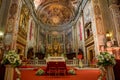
[46,61,67,75]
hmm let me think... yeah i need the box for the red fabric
[46,62,67,74]
[77,55,83,60]
[17,67,105,80]
[19,66,34,68]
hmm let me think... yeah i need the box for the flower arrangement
[96,52,116,66]
[1,50,22,67]
[68,69,76,75]
[35,68,45,76]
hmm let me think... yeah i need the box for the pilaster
[4,0,22,50]
[91,0,106,54]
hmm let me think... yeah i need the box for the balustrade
[27,59,78,66]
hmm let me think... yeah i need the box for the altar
[46,57,67,75]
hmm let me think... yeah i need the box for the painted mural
[38,3,73,26]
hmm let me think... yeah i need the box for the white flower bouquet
[36,68,45,76]
[68,69,76,75]
[96,52,116,66]
[1,50,22,67]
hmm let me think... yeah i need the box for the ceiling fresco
[37,3,74,26]
[23,0,82,31]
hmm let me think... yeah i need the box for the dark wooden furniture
[46,62,58,76]
[114,59,120,80]
[0,65,5,80]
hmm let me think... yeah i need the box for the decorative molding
[17,35,27,46]
[16,42,25,56]
[85,36,94,46]
[86,43,95,64]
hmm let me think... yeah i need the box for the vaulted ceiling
[24,0,82,31]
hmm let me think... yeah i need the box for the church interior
[0,0,120,80]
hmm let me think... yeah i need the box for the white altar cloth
[46,57,65,62]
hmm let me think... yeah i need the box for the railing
[66,59,78,66]
[27,59,47,66]
[26,59,79,66]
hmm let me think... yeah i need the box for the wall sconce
[0,31,4,48]
[0,31,4,41]
[0,31,4,35]
[106,32,112,41]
